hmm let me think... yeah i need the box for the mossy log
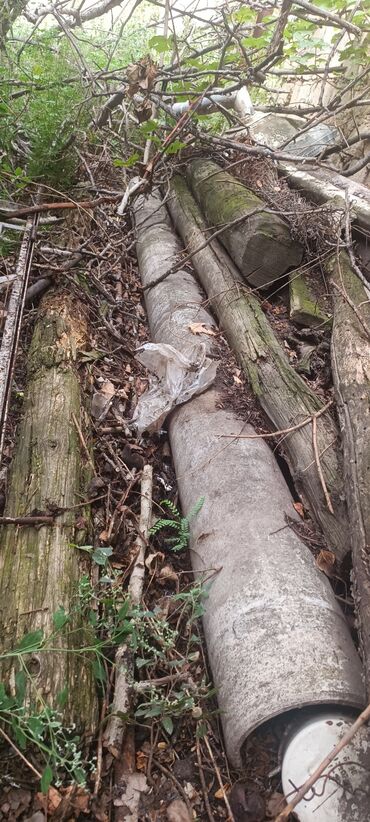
[167,175,349,561]
[0,292,97,732]
[187,158,302,290]
[329,252,370,691]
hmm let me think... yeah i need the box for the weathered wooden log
[186,158,303,290]
[329,251,370,692]
[167,174,349,560]
[133,190,364,769]
[0,292,97,731]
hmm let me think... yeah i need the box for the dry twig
[196,736,216,822]
[203,735,235,822]
[311,411,334,513]
[103,465,153,754]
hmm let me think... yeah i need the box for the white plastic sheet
[132,342,218,433]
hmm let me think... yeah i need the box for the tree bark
[0,0,28,44]
[167,174,349,561]
[0,291,97,732]
[186,159,303,290]
[329,251,370,691]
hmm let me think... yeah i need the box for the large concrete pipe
[133,191,367,819]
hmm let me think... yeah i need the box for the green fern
[149,497,204,553]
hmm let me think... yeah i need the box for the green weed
[150,497,204,552]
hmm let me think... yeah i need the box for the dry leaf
[229,784,265,821]
[136,750,148,771]
[233,375,242,386]
[91,380,115,420]
[188,322,216,336]
[158,564,179,585]
[266,791,286,817]
[316,549,336,577]
[145,551,165,569]
[35,787,61,814]
[73,787,90,814]
[166,799,192,822]
[214,784,230,800]
[293,501,304,518]
[183,782,198,800]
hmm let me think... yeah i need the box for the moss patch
[290,272,332,329]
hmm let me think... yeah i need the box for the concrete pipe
[134,192,365,774]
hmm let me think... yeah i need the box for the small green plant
[71,542,113,567]
[0,548,213,788]
[149,497,205,552]
[0,684,88,790]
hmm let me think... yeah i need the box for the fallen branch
[275,701,370,820]
[128,465,153,604]
[103,465,153,755]
[203,736,235,822]
[0,727,42,780]
[2,192,122,219]
[0,515,54,526]
[312,411,333,514]
[105,465,152,821]
[218,400,333,441]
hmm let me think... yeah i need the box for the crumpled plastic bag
[132,342,218,434]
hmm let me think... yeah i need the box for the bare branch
[292,0,362,35]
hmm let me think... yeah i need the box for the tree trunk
[329,251,370,692]
[186,159,303,290]
[0,0,28,44]
[0,291,97,732]
[167,174,349,561]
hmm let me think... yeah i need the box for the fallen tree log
[167,174,349,561]
[329,251,370,692]
[186,158,303,290]
[133,190,364,768]
[0,291,97,731]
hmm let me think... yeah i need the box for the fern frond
[149,518,180,535]
[187,496,205,521]
[161,499,181,520]
[150,496,205,553]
